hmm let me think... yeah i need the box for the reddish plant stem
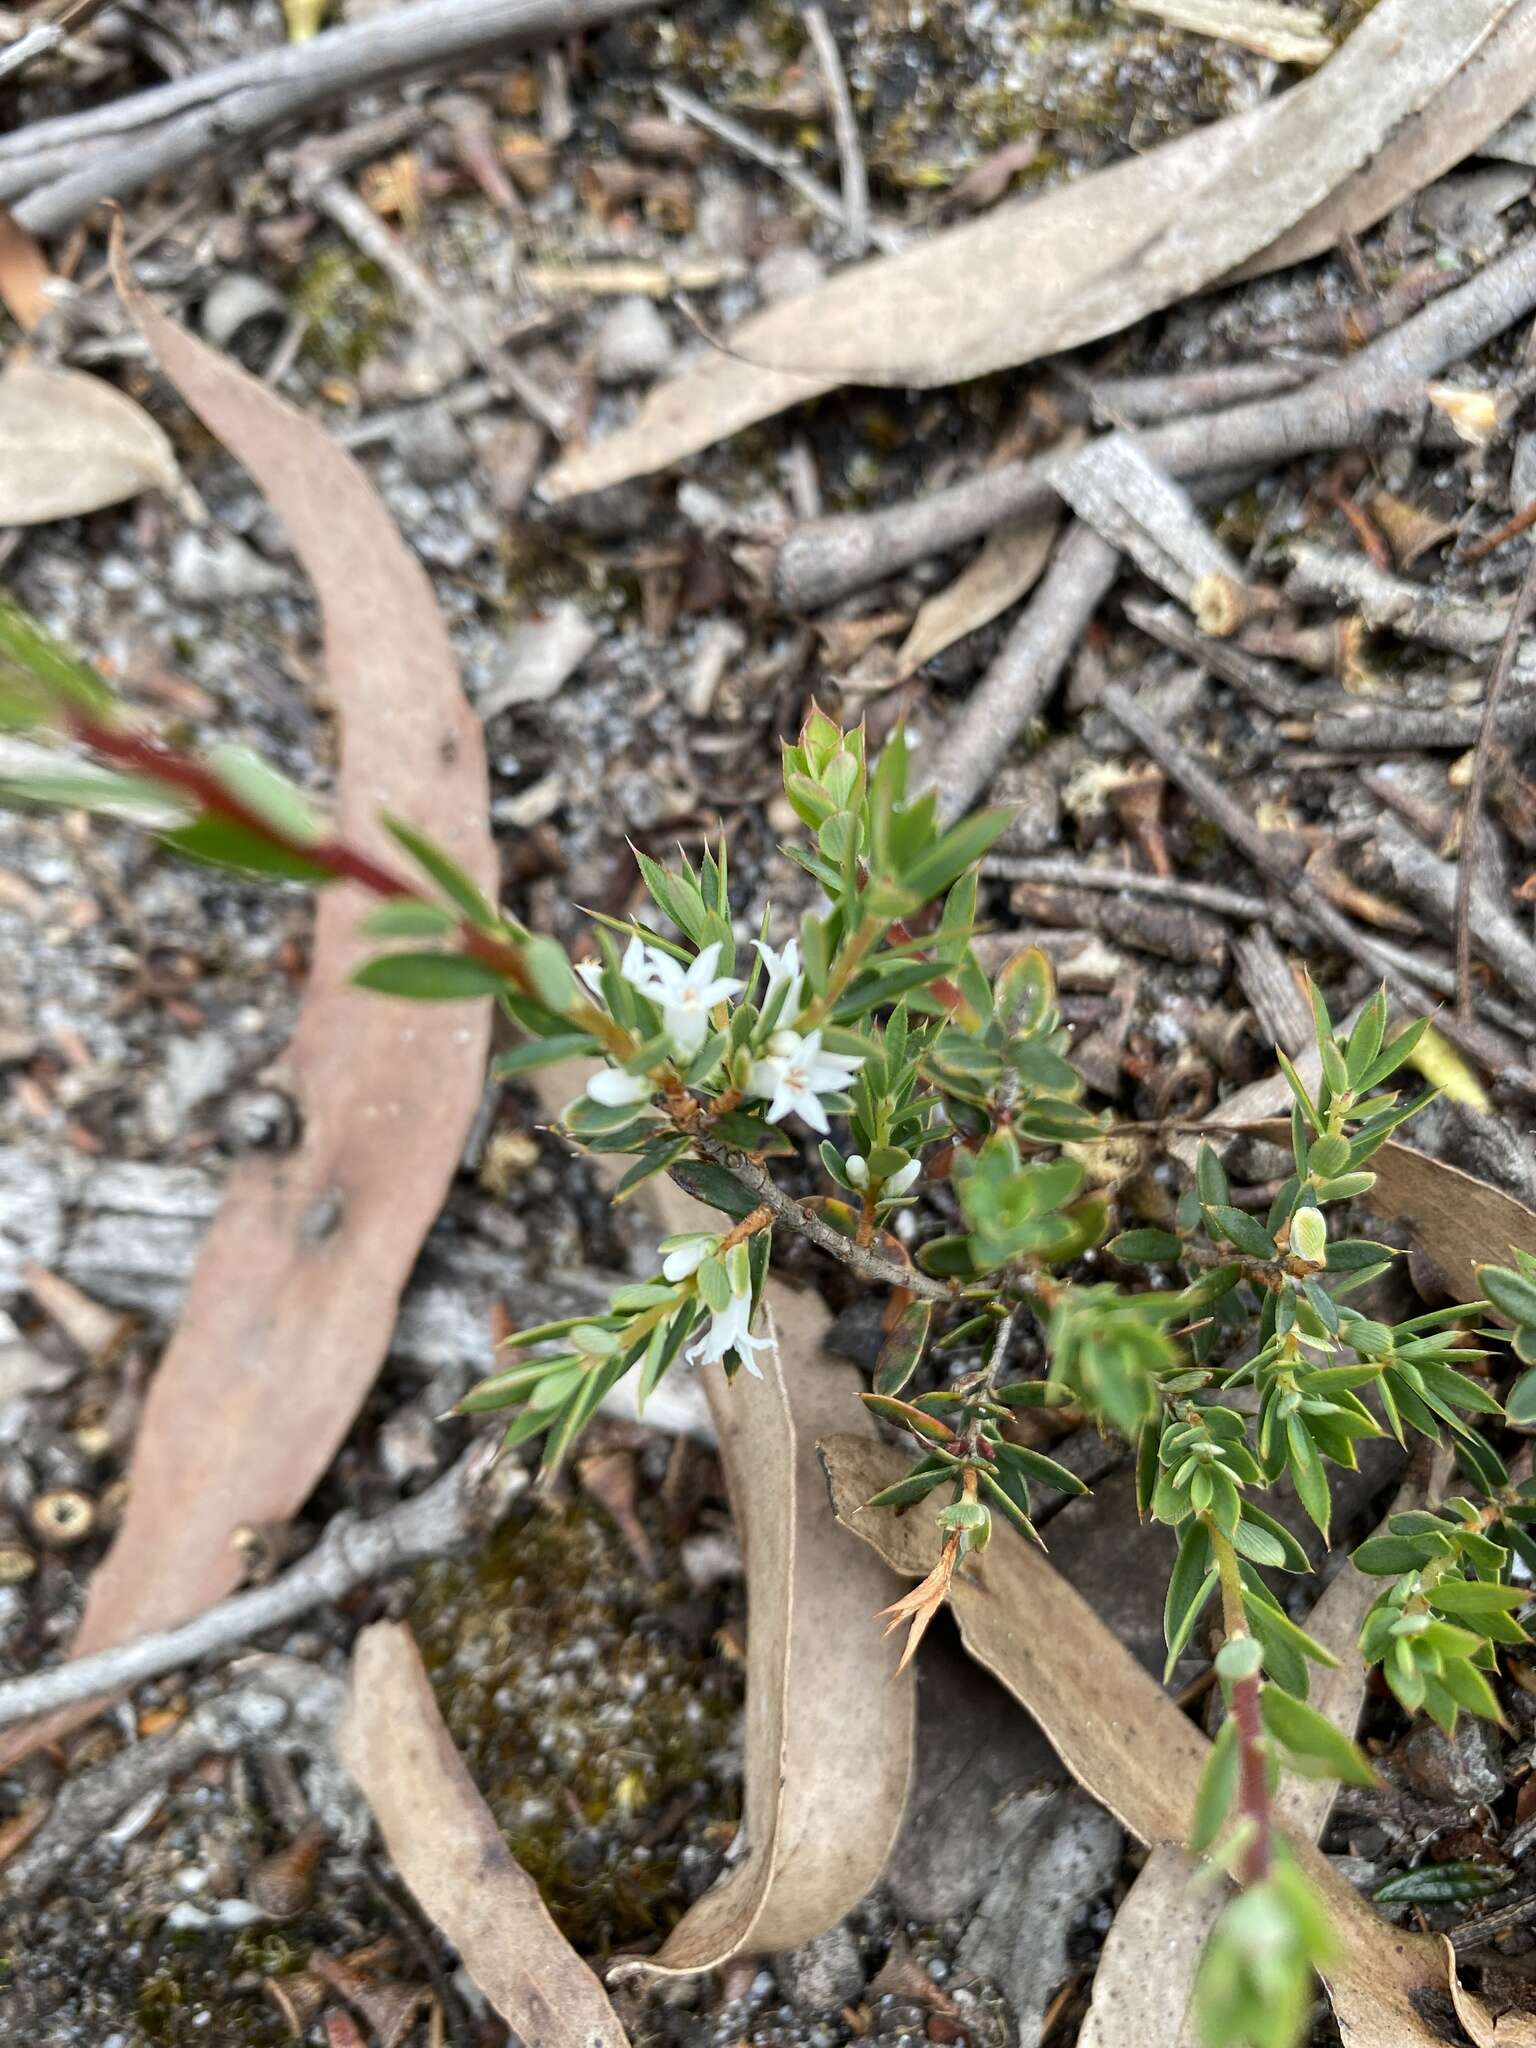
[1230,1672,1272,1885]
[67,710,537,994]
[1209,1515,1273,1886]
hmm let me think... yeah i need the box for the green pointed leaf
[860,1393,956,1445]
[1189,1717,1239,1854]
[352,951,507,1000]
[362,899,461,938]
[1259,1686,1376,1786]
[1206,1206,1278,1260]
[1109,1228,1182,1265]
[874,1299,934,1397]
[209,743,322,846]
[995,1440,1089,1497]
[1286,1416,1331,1538]
[384,813,495,927]
[162,813,335,882]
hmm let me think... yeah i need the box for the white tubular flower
[585,1067,649,1108]
[746,1028,864,1136]
[621,938,743,1054]
[883,1159,922,1197]
[754,936,803,1022]
[845,1154,870,1189]
[661,1232,718,1282]
[686,1277,772,1378]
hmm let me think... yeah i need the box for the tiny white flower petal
[883,1159,921,1197]
[586,1067,649,1107]
[662,1237,713,1281]
[663,1000,710,1055]
[768,1028,802,1058]
[620,935,648,986]
[575,960,605,994]
[792,1089,831,1136]
[745,1056,783,1103]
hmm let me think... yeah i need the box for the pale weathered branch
[0,1442,523,1731]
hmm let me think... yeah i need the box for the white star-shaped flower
[746,1027,864,1135]
[753,936,803,1024]
[621,939,742,1054]
[686,1279,772,1378]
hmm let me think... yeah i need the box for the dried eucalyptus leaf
[0,362,178,524]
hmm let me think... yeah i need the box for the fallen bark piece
[542,0,1528,495]
[0,260,496,1771]
[819,1433,1453,2047]
[0,361,179,523]
[339,1622,629,2048]
[535,1064,914,1972]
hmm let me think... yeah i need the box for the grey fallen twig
[653,80,903,257]
[0,22,64,84]
[13,0,651,236]
[1100,678,1532,1090]
[803,6,869,258]
[1355,808,1536,1017]
[1287,540,1515,659]
[930,521,1121,824]
[4,1655,361,1900]
[0,1441,524,1733]
[1455,544,1536,1022]
[772,229,1536,611]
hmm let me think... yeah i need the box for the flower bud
[1215,1634,1263,1683]
[586,1066,649,1108]
[883,1159,921,1197]
[845,1154,870,1189]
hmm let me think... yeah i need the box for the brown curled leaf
[536,1065,915,1972]
[0,236,495,1769]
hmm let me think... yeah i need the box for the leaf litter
[543,0,1534,497]
[0,206,181,523]
[0,247,496,1768]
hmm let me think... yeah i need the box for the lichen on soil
[410,1492,745,1955]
